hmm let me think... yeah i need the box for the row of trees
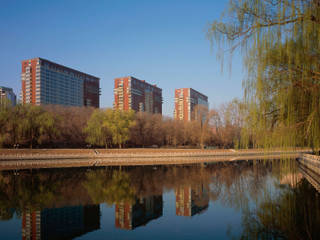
[0,100,242,149]
[0,103,95,148]
[85,99,243,148]
[0,104,56,148]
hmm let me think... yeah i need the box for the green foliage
[23,105,57,148]
[209,0,320,149]
[0,104,57,148]
[84,109,135,148]
[103,109,136,148]
[0,98,12,111]
[84,109,111,147]
[0,104,10,147]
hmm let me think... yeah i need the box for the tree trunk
[30,128,34,149]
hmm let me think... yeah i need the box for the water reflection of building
[22,205,100,240]
[175,184,209,217]
[115,195,163,230]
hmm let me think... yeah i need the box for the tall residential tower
[0,86,16,106]
[174,88,208,121]
[114,76,162,114]
[21,58,100,107]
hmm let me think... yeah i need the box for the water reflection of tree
[83,169,136,205]
[241,179,320,240]
[0,161,288,218]
[0,163,251,219]
[0,169,91,219]
[0,158,318,239]
[0,172,59,218]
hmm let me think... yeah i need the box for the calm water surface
[0,159,319,239]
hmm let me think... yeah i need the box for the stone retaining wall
[0,149,311,161]
[299,154,320,175]
[298,154,320,193]
[0,151,304,170]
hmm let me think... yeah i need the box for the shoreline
[0,148,311,158]
[0,148,311,170]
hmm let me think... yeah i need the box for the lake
[0,158,319,239]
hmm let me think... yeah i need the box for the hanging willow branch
[208,0,320,149]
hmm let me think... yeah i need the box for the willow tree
[84,109,112,148]
[22,105,57,148]
[0,105,57,148]
[104,109,135,148]
[208,0,320,149]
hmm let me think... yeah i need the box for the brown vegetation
[0,99,242,149]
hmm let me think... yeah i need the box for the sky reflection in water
[0,159,319,239]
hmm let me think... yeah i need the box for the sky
[0,0,244,116]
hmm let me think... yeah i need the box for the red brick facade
[21,58,38,105]
[114,76,162,114]
[174,88,208,121]
[21,57,100,107]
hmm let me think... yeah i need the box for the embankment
[298,154,320,193]
[0,148,311,170]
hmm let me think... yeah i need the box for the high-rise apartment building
[174,88,208,121]
[0,86,16,106]
[114,76,162,114]
[21,58,100,107]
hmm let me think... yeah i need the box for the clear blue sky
[0,0,244,116]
